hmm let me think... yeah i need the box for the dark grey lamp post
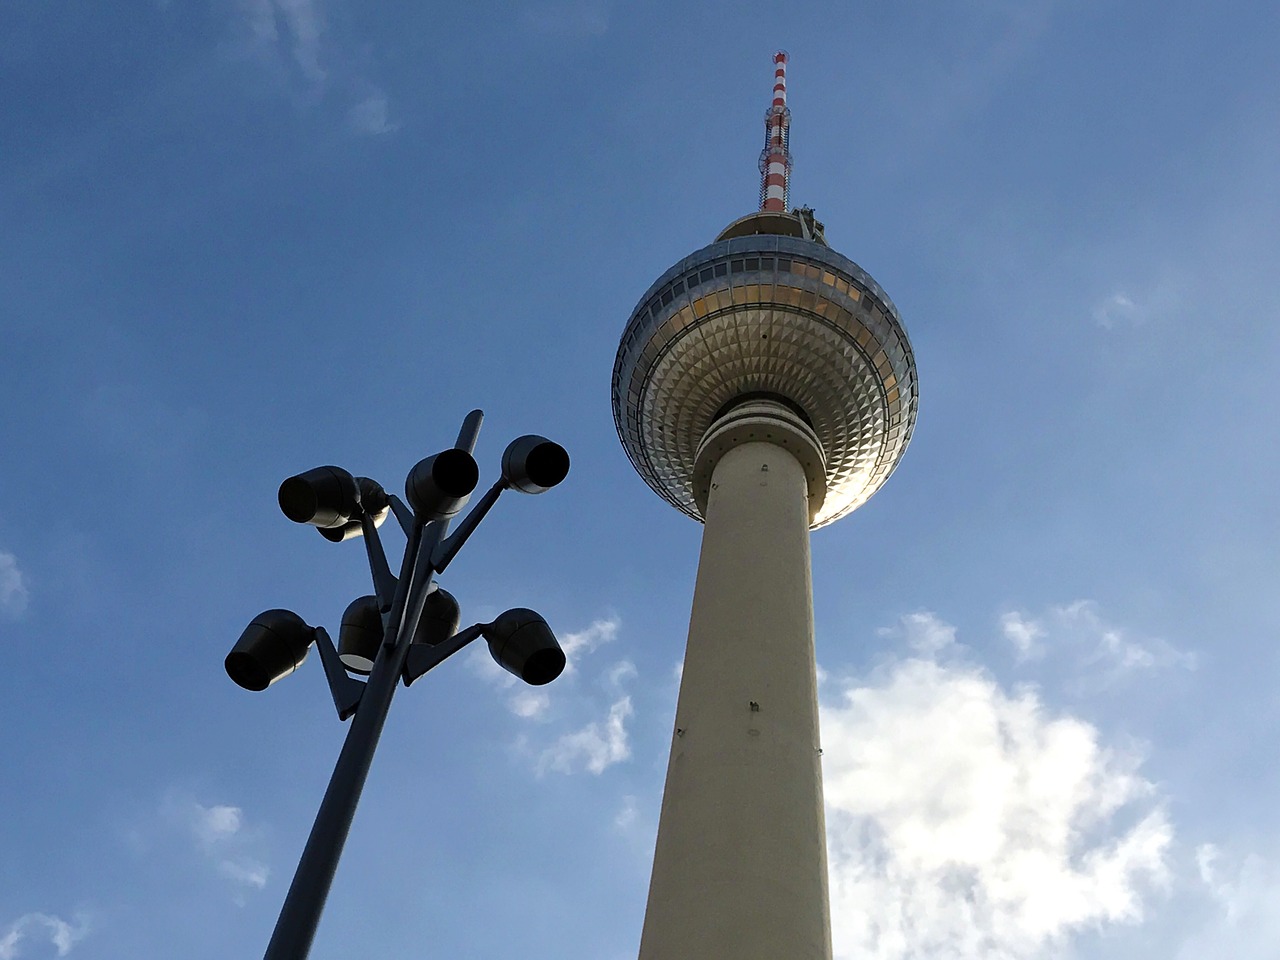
[224,410,571,960]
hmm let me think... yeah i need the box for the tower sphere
[612,210,919,528]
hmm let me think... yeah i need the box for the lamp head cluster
[278,469,391,543]
[225,423,571,697]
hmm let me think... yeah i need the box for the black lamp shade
[279,467,360,529]
[501,436,570,494]
[405,449,479,520]
[318,478,391,542]
[226,609,314,691]
[484,608,565,685]
[338,595,384,674]
[413,588,461,646]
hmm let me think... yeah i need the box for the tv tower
[611,52,918,959]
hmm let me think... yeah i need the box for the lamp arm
[359,513,398,613]
[402,623,486,687]
[454,409,484,454]
[313,627,365,721]
[386,494,415,538]
[431,479,507,573]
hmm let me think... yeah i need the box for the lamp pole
[225,410,571,960]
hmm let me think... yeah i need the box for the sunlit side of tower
[611,53,919,959]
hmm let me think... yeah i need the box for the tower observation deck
[612,50,916,529]
[612,53,918,960]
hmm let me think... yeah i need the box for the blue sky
[2,0,1279,957]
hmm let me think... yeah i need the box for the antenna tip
[774,50,788,64]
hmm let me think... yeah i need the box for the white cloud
[1055,600,1196,682]
[521,0,610,37]
[469,615,620,719]
[1180,844,1280,958]
[0,913,89,960]
[0,551,29,617]
[476,616,632,767]
[880,611,957,656]
[999,610,1045,660]
[508,688,551,719]
[1092,291,1140,328]
[237,0,325,83]
[466,644,553,719]
[231,0,399,132]
[192,803,243,846]
[613,794,639,832]
[275,0,325,82]
[219,858,271,890]
[1000,601,1195,685]
[821,616,1171,960]
[166,796,269,897]
[605,659,637,689]
[539,695,633,775]
[560,617,619,675]
[348,92,399,135]
[1090,280,1182,330]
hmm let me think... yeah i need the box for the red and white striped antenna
[758,51,792,212]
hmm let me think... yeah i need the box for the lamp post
[225,409,571,960]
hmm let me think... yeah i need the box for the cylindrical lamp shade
[405,449,479,520]
[413,588,461,646]
[484,608,566,685]
[338,595,384,674]
[319,477,391,542]
[501,435,571,494]
[278,467,360,530]
[225,609,314,691]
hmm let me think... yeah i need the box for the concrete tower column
[637,402,833,960]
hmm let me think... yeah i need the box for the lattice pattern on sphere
[612,233,918,529]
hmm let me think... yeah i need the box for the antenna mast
[758,51,792,212]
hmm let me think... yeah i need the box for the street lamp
[225,410,570,960]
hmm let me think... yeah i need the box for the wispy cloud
[822,613,1171,960]
[1090,280,1182,330]
[879,611,957,657]
[1092,291,1141,328]
[538,694,633,775]
[536,637,636,774]
[0,912,89,960]
[468,616,620,720]
[0,551,29,617]
[237,0,325,83]
[1179,844,1280,959]
[467,641,555,719]
[1003,600,1196,685]
[165,795,269,899]
[521,0,610,37]
[228,0,397,134]
[348,92,399,136]
[473,615,633,772]
[560,617,620,675]
[999,610,1045,660]
[613,794,639,832]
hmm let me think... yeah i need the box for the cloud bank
[821,613,1171,960]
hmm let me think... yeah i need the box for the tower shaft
[638,431,833,960]
[615,50,917,960]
